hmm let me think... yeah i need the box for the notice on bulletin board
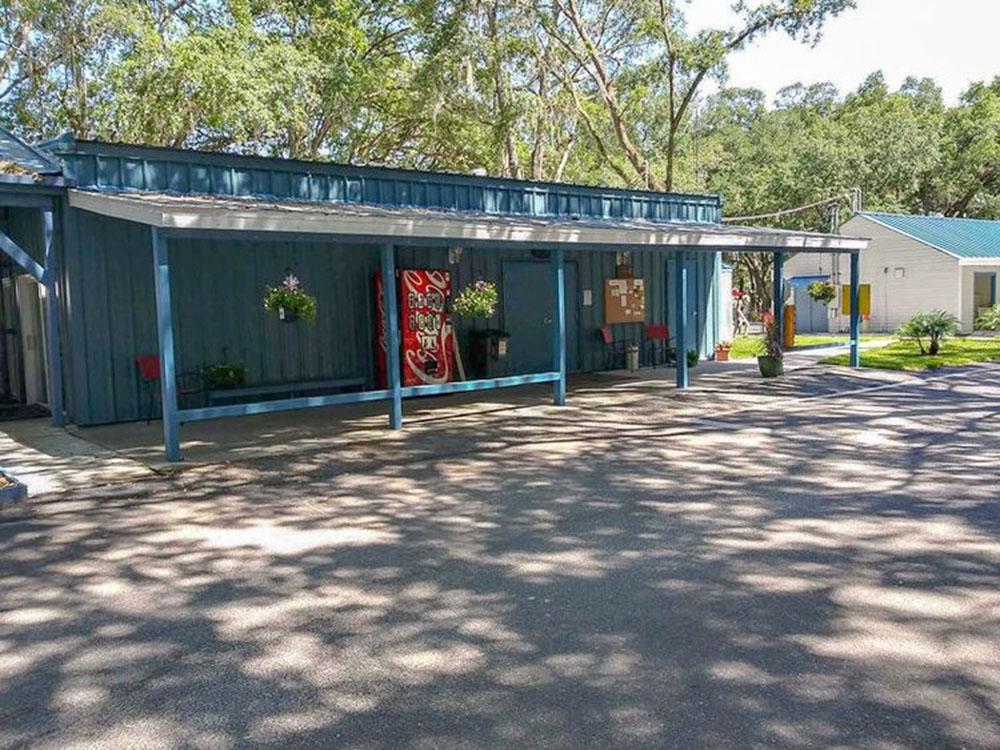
[605,278,645,323]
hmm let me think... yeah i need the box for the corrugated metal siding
[170,237,376,388]
[397,246,714,373]
[63,208,716,424]
[49,140,722,224]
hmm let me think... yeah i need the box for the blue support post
[0,229,45,282]
[381,244,402,429]
[151,228,181,462]
[40,210,64,427]
[551,247,566,405]
[773,251,784,346]
[849,251,861,368]
[674,255,688,389]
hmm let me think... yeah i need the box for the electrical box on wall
[582,289,593,306]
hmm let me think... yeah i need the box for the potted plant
[715,341,732,362]
[687,349,699,369]
[453,280,506,378]
[757,312,784,377]
[806,279,837,305]
[203,363,247,391]
[264,272,317,324]
[0,470,27,503]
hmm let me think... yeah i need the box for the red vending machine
[374,269,454,388]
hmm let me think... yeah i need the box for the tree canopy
[2,1,998,223]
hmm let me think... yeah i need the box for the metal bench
[206,377,366,406]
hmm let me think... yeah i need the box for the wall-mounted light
[448,246,463,265]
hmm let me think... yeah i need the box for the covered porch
[65,188,868,462]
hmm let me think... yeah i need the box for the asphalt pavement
[1,364,998,749]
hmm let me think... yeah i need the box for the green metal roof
[862,212,1000,259]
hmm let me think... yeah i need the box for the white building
[784,212,1000,334]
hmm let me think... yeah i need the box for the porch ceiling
[68,188,869,253]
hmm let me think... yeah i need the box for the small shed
[785,212,1000,333]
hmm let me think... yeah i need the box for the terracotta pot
[715,347,730,362]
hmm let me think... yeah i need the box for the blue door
[503,260,579,374]
[793,286,829,333]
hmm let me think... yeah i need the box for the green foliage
[686,350,699,368]
[203,363,247,390]
[806,280,837,304]
[895,311,959,355]
[263,273,318,324]
[974,304,1000,331]
[1,0,999,240]
[453,280,498,319]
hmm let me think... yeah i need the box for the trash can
[626,343,640,372]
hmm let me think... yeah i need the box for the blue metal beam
[0,194,55,209]
[161,227,838,257]
[849,252,861,368]
[180,388,394,422]
[773,251,784,347]
[0,229,45,282]
[381,244,402,429]
[713,251,723,349]
[40,209,64,427]
[177,374,562,423]
[551,247,566,405]
[675,255,688,389]
[402,372,560,398]
[151,228,181,462]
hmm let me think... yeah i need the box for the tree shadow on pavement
[1,366,998,748]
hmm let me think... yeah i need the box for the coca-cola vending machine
[374,269,454,388]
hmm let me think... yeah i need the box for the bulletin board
[605,278,646,324]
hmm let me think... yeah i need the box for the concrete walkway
[0,419,155,497]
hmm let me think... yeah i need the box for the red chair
[599,326,629,370]
[644,324,675,368]
[135,355,202,423]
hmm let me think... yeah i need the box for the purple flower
[283,274,301,290]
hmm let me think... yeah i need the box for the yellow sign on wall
[841,284,871,316]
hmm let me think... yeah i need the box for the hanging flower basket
[453,280,499,318]
[264,272,317,324]
[807,280,837,304]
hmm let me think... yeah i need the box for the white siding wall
[783,215,960,332]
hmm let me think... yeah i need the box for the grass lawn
[729,334,892,359]
[822,337,1000,371]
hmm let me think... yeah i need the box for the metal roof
[861,212,1000,259]
[0,128,63,175]
[44,136,722,225]
[68,189,869,252]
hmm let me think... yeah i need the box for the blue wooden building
[0,131,868,460]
